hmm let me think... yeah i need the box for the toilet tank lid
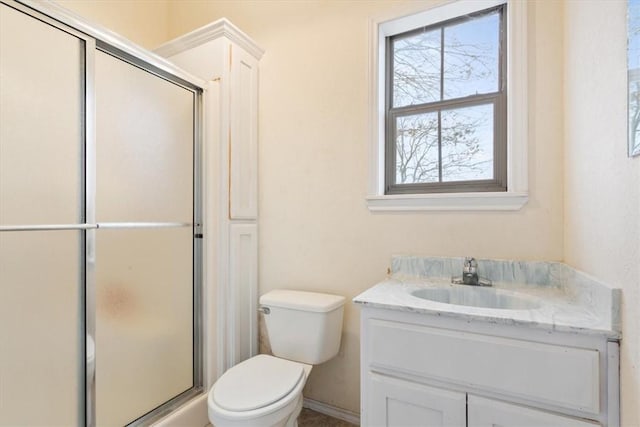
[260,290,345,312]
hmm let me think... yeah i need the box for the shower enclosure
[0,1,205,425]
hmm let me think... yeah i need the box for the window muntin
[385,5,506,194]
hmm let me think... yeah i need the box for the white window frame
[367,0,528,212]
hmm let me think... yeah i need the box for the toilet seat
[208,354,310,426]
[213,354,304,412]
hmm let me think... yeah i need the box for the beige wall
[55,0,171,50]
[563,1,640,425]
[50,0,639,420]
[166,0,565,413]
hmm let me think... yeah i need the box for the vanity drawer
[368,319,600,414]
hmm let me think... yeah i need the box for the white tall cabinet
[155,19,263,385]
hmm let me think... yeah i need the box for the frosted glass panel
[95,51,194,223]
[95,228,193,427]
[0,231,81,426]
[0,4,83,226]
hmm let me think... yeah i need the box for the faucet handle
[464,257,477,271]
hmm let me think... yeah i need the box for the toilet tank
[260,290,345,365]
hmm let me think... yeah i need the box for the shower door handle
[0,222,192,232]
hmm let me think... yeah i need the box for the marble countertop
[353,256,621,339]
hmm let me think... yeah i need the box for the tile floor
[298,408,358,427]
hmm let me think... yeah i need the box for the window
[368,0,528,211]
[387,6,506,194]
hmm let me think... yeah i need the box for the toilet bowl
[208,355,312,427]
[207,290,345,427]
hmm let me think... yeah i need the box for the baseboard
[303,397,360,426]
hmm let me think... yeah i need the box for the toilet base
[284,394,303,427]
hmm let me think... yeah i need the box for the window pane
[441,104,494,182]
[443,12,500,100]
[628,0,640,153]
[395,112,439,184]
[393,29,441,107]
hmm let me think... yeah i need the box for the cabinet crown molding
[154,18,264,60]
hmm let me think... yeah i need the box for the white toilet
[208,289,346,427]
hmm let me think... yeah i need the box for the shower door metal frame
[1,1,207,426]
[88,42,206,426]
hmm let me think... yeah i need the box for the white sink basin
[410,286,541,310]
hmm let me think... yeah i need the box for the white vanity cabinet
[360,307,620,427]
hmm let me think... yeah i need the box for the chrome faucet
[463,257,479,285]
[452,257,492,287]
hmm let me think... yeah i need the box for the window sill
[366,192,528,212]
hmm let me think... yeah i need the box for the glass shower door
[1,3,202,425]
[94,50,196,426]
[0,3,86,425]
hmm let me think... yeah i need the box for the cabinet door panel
[368,373,465,427]
[468,395,600,427]
[229,223,258,363]
[229,47,258,219]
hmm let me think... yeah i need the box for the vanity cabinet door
[368,373,466,427]
[468,395,601,427]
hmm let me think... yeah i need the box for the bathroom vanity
[354,257,621,427]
